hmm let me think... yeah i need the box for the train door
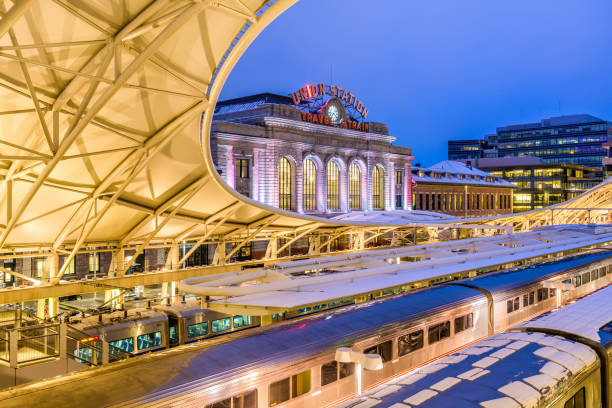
[168,315,180,347]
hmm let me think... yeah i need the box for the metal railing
[16,323,60,364]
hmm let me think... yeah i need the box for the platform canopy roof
[0,0,611,278]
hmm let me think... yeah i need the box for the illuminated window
[278,157,293,210]
[36,258,44,278]
[327,161,340,210]
[302,159,317,211]
[88,253,99,273]
[349,163,361,210]
[137,332,162,350]
[64,257,75,275]
[236,159,249,178]
[372,166,384,210]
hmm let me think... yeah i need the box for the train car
[2,250,612,408]
[70,308,169,356]
[338,284,612,408]
[154,299,260,346]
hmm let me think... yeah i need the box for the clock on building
[325,98,345,125]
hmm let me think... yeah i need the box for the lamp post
[335,347,383,396]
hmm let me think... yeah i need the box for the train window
[592,270,598,280]
[109,337,134,353]
[529,291,535,305]
[269,378,290,407]
[205,398,230,408]
[507,300,513,314]
[364,340,392,362]
[574,275,582,287]
[564,387,585,408]
[291,370,311,398]
[428,321,451,344]
[549,288,555,297]
[321,361,338,386]
[562,279,571,293]
[537,288,548,302]
[513,297,519,311]
[233,389,257,408]
[212,317,231,333]
[339,362,354,379]
[187,322,208,338]
[455,313,473,333]
[523,294,528,308]
[582,272,590,284]
[233,315,252,329]
[137,332,162,350]
[398,330,424,356]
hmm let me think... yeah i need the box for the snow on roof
[412,161,516,188]
[342,329,598,408]
[519,284,612,343]
[332,210,457,223]
[196,227,612,310]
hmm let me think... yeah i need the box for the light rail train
[5,249,612,407]
[68,250,612,363]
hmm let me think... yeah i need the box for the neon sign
[291,83,369,119]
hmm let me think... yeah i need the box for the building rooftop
[463,156,600,171]
[497,114,607,132]
[412,160,516,188]
[213,93,293,115]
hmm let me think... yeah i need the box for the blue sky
[220,0,612,166]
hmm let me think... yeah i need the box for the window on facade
[364,340,392,362]
[428,321,451,344]
[395,170,403,185]
[398,330,424,356]
[372,166,384,210]
[327,161,340,210]
[36,258,44,278]
[236,158,249,179]
[303,159,317,211]
[88,253,99,273]
[349,162,361,210]
[63,257,76,275]
[278,157,292,210]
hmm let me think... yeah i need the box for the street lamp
[335,347,383,396]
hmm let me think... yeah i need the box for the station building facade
[411,161,516,217]
[211,92,414,215]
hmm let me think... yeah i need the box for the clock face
[326,98,345,125]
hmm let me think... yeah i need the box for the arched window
[372,166,384,210]
[327,161,340,210]
[278,157,293,210]
[349,162,361,210]
[303,159,317,211]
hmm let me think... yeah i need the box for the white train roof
[518,284,612,343]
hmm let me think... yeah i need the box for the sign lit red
[291,83,369,119]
